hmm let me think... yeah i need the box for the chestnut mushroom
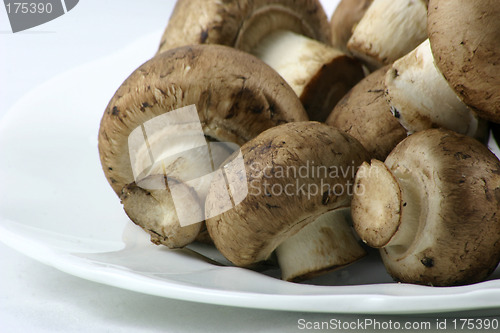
[205,122,369,281]
[326,65,407,160]
[427,0,500,123]
[99,45,308,248]
[347,0,428,70]
[351,129,500,286]
[158,0,365,121]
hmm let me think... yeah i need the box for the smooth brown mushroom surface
[205,121,369,269]
[428,0,500,123]
[326,65,407,160]
[330,0,373,53]
[352,129,500,286]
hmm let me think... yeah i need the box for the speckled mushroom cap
[158,0,331,54]
[98,45,308,195]
[428,0,500,123]
[326,65,407,160]
[205,122,369,266]
[383,130,500,285]
[353,129,500,286]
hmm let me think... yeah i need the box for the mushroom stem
[124,131,238,247]
[276,208,366,282]
[352,160,420,251]
[121,176,203,248]
[347,0,428,69]
[330,0,374,53]
[251,30,364,121]
[385,39,486,140]
[124,110,242,246]
[386,39,468,134]
[205,122,370,275]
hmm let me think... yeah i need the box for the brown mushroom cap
[353,129,500,286]
[98,45,308,196]
[205,121,369,266]
[428,0,500,123]
[159,0,331,54]
[330,0,373,53]
[326,65,407,160]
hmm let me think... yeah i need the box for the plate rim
[1,218,500,315]
[1,29,500,315]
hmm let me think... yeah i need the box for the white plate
[1,30,500,315]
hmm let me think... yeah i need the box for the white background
[0,1,498,332]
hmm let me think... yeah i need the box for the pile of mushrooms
[159,0,365,122]
[328,0,500,286]
[98,0,500,286]
[205,122,369,281]
[99,45,308,248]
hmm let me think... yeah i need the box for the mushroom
[384,39,489,142]
[351,128,500,286]
[98,45,308,248]
[276,209,365,281]
[427,0,500,123]
[121,175,203,248]
[158,0,365,122]
[205,122,369,281]
[122,118,238,246]
[347,0,428,70]
[330,0,373,53]
[326,65,407,160]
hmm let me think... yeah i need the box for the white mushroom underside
[384,167,422,253]
[382,155,441,261]
[385,39,479,136]
[352,158,436,259]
